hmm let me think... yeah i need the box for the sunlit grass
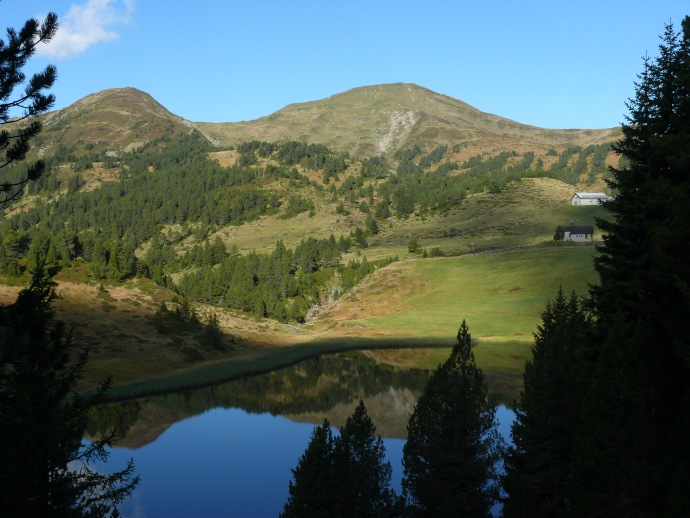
[358,246,597,340]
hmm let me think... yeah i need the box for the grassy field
[368,177,606,254]
[316,245,598,341]
[308,244,598,399]
[202,176,606,262]
[34,242,595,398]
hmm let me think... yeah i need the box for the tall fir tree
[0,7,139,514]
[0,10,58,209]
[502,289,594,517]
[281,420,339,517]
[0,263,139,515]
[572,17,690,516]
[282,401,402,517]
[402,320,504,517]
[333,401,403,517]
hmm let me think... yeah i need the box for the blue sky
[4,1,688,129]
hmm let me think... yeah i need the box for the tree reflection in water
[86,350,516,517]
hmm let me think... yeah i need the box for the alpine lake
[88,349,516,517]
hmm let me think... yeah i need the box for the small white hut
[571,192,610,206]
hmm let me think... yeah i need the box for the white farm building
[571,192,610,205]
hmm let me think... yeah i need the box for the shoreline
[88,337,456,401]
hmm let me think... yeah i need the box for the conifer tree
[334,401,403,517]
[282,402,402,517]
[365,213,380,235]
[503,289,593,517]
[0,9,138,513]
[282,420,338,517]
[0,11,58,209]
[402,320,504,517]
[572,17,690,516]
[0,263,139,515]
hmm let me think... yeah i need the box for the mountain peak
[35,83,620,161]
[72,87,168,114]
[195,83,619,158]
[40,87,198,155]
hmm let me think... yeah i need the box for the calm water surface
[91,351,515,517]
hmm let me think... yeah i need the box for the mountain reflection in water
[88,350,516,517]
[88,351,436,445]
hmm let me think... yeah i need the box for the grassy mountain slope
[35,87,200,158]
[1,175,602,391]
[208,176,601,257]
[195,83,620,158]
[0,83,614,392]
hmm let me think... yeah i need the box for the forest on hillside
[0,123,616,323]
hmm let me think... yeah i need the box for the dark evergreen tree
[282,401,402,517]
[572,17,690,516]
[333,401,403,517]
[0,11,58,209]
[365,213,380,235]
[402,320,504,517]
[282,420,338,517]
[503,289,594,517]
[354,226,368,248]
[200,312,224,350]
[0,10,138,513]
[0,263,139,515]
[375,195,391,219]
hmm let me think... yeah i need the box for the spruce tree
[502,289,594,517]
[282,402,402,517]
[282,420,338,517]
[334,401,403,517]
[0,263,139,515]
[0,8,139,514]
[402,320,504,517]
[0,11,58,209]
[572,17,690,516]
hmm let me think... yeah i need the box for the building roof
[572,192,609,199]
[563,225,594,234]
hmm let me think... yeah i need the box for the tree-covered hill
[0,112,612,327]
[0,82,623,217]
[0,81,612,389]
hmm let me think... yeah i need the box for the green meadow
[352,246,598,340]
[298,244,601,399]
